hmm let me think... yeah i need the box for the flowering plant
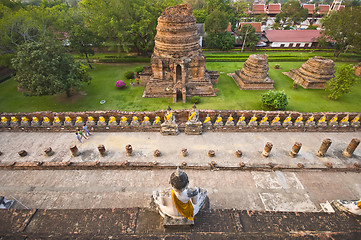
[115,80,126,89]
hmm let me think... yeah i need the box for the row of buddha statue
[1,110,359,129]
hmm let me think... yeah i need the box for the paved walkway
[0,131,360,212]
[1,170,360,211]
[0,131,360,167]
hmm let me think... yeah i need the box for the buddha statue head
[169,167,189,191]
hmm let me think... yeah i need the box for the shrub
[115,80,126,89]
[191,95,201,104]
[134,66,143,73]
[124,71,134,79]
[261,90,288,110]
[274,64,281,69]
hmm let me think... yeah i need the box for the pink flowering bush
[115,80,126,89]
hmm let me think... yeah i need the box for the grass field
[0,58,360,113]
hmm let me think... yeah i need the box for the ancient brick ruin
[284,56,335,89]
[231,54,274,90]
[141,4,218,103]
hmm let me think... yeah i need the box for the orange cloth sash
[171,190,194,221]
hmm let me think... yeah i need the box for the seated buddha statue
[152,167,207,223]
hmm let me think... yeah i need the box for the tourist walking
[83,124,91,137]
[76,127,88,140]
[75,132,82,143]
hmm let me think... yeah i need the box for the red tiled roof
[303,4,315,14]
[265,30,321,43]
[226,22,232,32]
[318,5,330,14]
[253,4,266,14]
[239,22,262,33]
[267,4,281,14]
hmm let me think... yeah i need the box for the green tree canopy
[327,64,357,100]
[69,24,102,69]
[79,0,180,56]
[237,24,259,50]
[320,7,361,57]
[280,0,308,26]
[193,9,208,23]
[205,9,229,33]
[0,1,71,54]
[11,40,91,97]
[204,32,234,50]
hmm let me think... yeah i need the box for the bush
[274,64,281,69]
[261,90,288,110]
[191,95,200,104]
[134,66,143,73]
[124,71,134,79]
[115,80,126,89]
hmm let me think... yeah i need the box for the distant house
[253,4,266,14]
[318,4,330,14]
[265,30,321,48]
[266,3,281,16]
[302,4,315,15]
[238,22,262,33]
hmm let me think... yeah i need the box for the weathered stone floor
[0,132,360,168]
[1,170,360,211]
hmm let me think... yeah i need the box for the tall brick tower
[142,4,218,103]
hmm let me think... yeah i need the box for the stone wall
[1,110,359,132]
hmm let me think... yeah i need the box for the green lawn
[0,61,360,113]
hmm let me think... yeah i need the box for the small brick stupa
[284,56,335,89]
[231,54,274,90]
[141,4,218,103]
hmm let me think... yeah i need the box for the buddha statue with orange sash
[153,167,207,223]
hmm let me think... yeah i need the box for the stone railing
[0,110,360,132]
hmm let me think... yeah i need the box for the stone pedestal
[20,119,30,127]
[0,120,9,127]
[225,120,235,126]
[160,123,179,135]
[130,120,140,127]
[31,119,40,127]
[185,121,202,135]
[142,121,151,127]
[163,215,194,227]
[64,121,73,127]
[86,120,96,127]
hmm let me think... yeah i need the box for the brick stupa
[231,54,274,90]
[141,4,218,103]
[284,56,335,89]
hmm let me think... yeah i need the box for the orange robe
[171,190,194,221]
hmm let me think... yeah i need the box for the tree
[193,9,207,23]
[319,7,361,57]
[237,24,259,50]
[11,40,91,97]
[204,9,229,33]
[69,24,102,69]
[0,1,71,54]
[79,0,181,56]
[327,64,357,100]
[205,32,234,50]
[281,0,308,26]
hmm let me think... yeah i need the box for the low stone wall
[0,110,360,132]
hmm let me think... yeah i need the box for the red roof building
[253,4,266,14]
[303,4,315,14]
[318,4,330,14]
[267,4,281,15]
[265,30,321,48]
[239,22,262,33]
